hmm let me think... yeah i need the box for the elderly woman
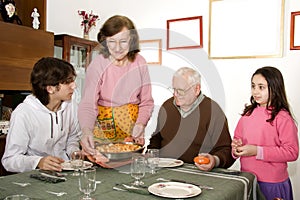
[78,15,154,167]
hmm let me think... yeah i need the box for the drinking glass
[147,149,159,174]
[71,150,83,176]
[130,154,146,186]
[79,168,96,200]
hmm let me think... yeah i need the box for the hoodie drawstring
[50,112,64,138]
[49,113,53,138]
[61,110,64,131]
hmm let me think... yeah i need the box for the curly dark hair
[30,57,76,105]
[242,66,293,123]
[97,15,140,62]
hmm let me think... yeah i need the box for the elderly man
[148,67,235,171]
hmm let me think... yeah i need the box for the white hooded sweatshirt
[1,95,81,172]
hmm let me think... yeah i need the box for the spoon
[46,191,67,196]
[12,182,31,187]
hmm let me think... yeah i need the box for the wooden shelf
[54,34,99,68]
[0,21,54,91]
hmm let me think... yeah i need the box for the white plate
[148,182,201,198]
[158,158,184,168]
[61,161,93,171]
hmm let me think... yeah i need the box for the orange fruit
[194,156,210,164]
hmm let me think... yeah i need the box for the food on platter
[96,142,141,153]
[93,142,143,160]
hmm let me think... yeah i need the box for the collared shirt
[173,92,205,118]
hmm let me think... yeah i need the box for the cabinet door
[54,34,98,103]
[54,34,98,69]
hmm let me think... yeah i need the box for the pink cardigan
[234,106,299,183]
[78,54,154,130]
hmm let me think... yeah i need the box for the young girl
[232,66,299,200]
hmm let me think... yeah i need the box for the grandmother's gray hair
[173,67,201,85]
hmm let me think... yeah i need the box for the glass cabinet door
[54,34,98,103]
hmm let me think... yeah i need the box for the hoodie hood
[23,94,69,114]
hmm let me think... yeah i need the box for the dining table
[0,161,266,200]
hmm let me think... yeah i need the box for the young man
[148,67,235,171]
[2,57,81,172]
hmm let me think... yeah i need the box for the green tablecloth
[0,164,265,200]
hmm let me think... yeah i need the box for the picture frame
[290,11,300,50]
[208,0,284,59]
[139,39,162,65]
[167,16,203,50]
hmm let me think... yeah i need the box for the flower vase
[83,33,89,40]
[83,23,89,40]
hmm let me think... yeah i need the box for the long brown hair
[242,66,293,123]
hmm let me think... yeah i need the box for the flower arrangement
[78,10,99,37]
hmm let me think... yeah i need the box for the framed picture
[208,0,284,59]
[290,11,300,50]
[167,16,203,50]
[139,39,162,65]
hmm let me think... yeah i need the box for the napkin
[114,184,150,195]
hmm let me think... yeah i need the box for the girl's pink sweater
[234,106,298,183]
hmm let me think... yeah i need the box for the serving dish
[94,141,144,160]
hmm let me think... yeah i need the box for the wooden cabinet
[54,34,99,69]
[0,21,54,91]
[54,34,99,103]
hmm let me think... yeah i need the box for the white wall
[47,0,300,198]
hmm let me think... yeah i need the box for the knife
[169,179,214,190]
[39,169,66,177]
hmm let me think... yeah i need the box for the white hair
[173,67,201,85]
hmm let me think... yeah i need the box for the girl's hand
[235,144,257,157]
[231,138,243,156]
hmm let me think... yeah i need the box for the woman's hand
[131,123,145,145]
[80,128,96,155]
[124,136,145,146]
[91,151,130,168]
[38,156,64,171]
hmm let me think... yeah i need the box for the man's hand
[195,153,215,172]
[38,156,64,171]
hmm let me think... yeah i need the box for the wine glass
[71,150,83,176]
[79,168,96,200]
[130,154,146,186]
[147,149,159,174]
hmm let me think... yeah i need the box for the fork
[156,178,214,190]
[12,182,31,187]
[46,191,67,196]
